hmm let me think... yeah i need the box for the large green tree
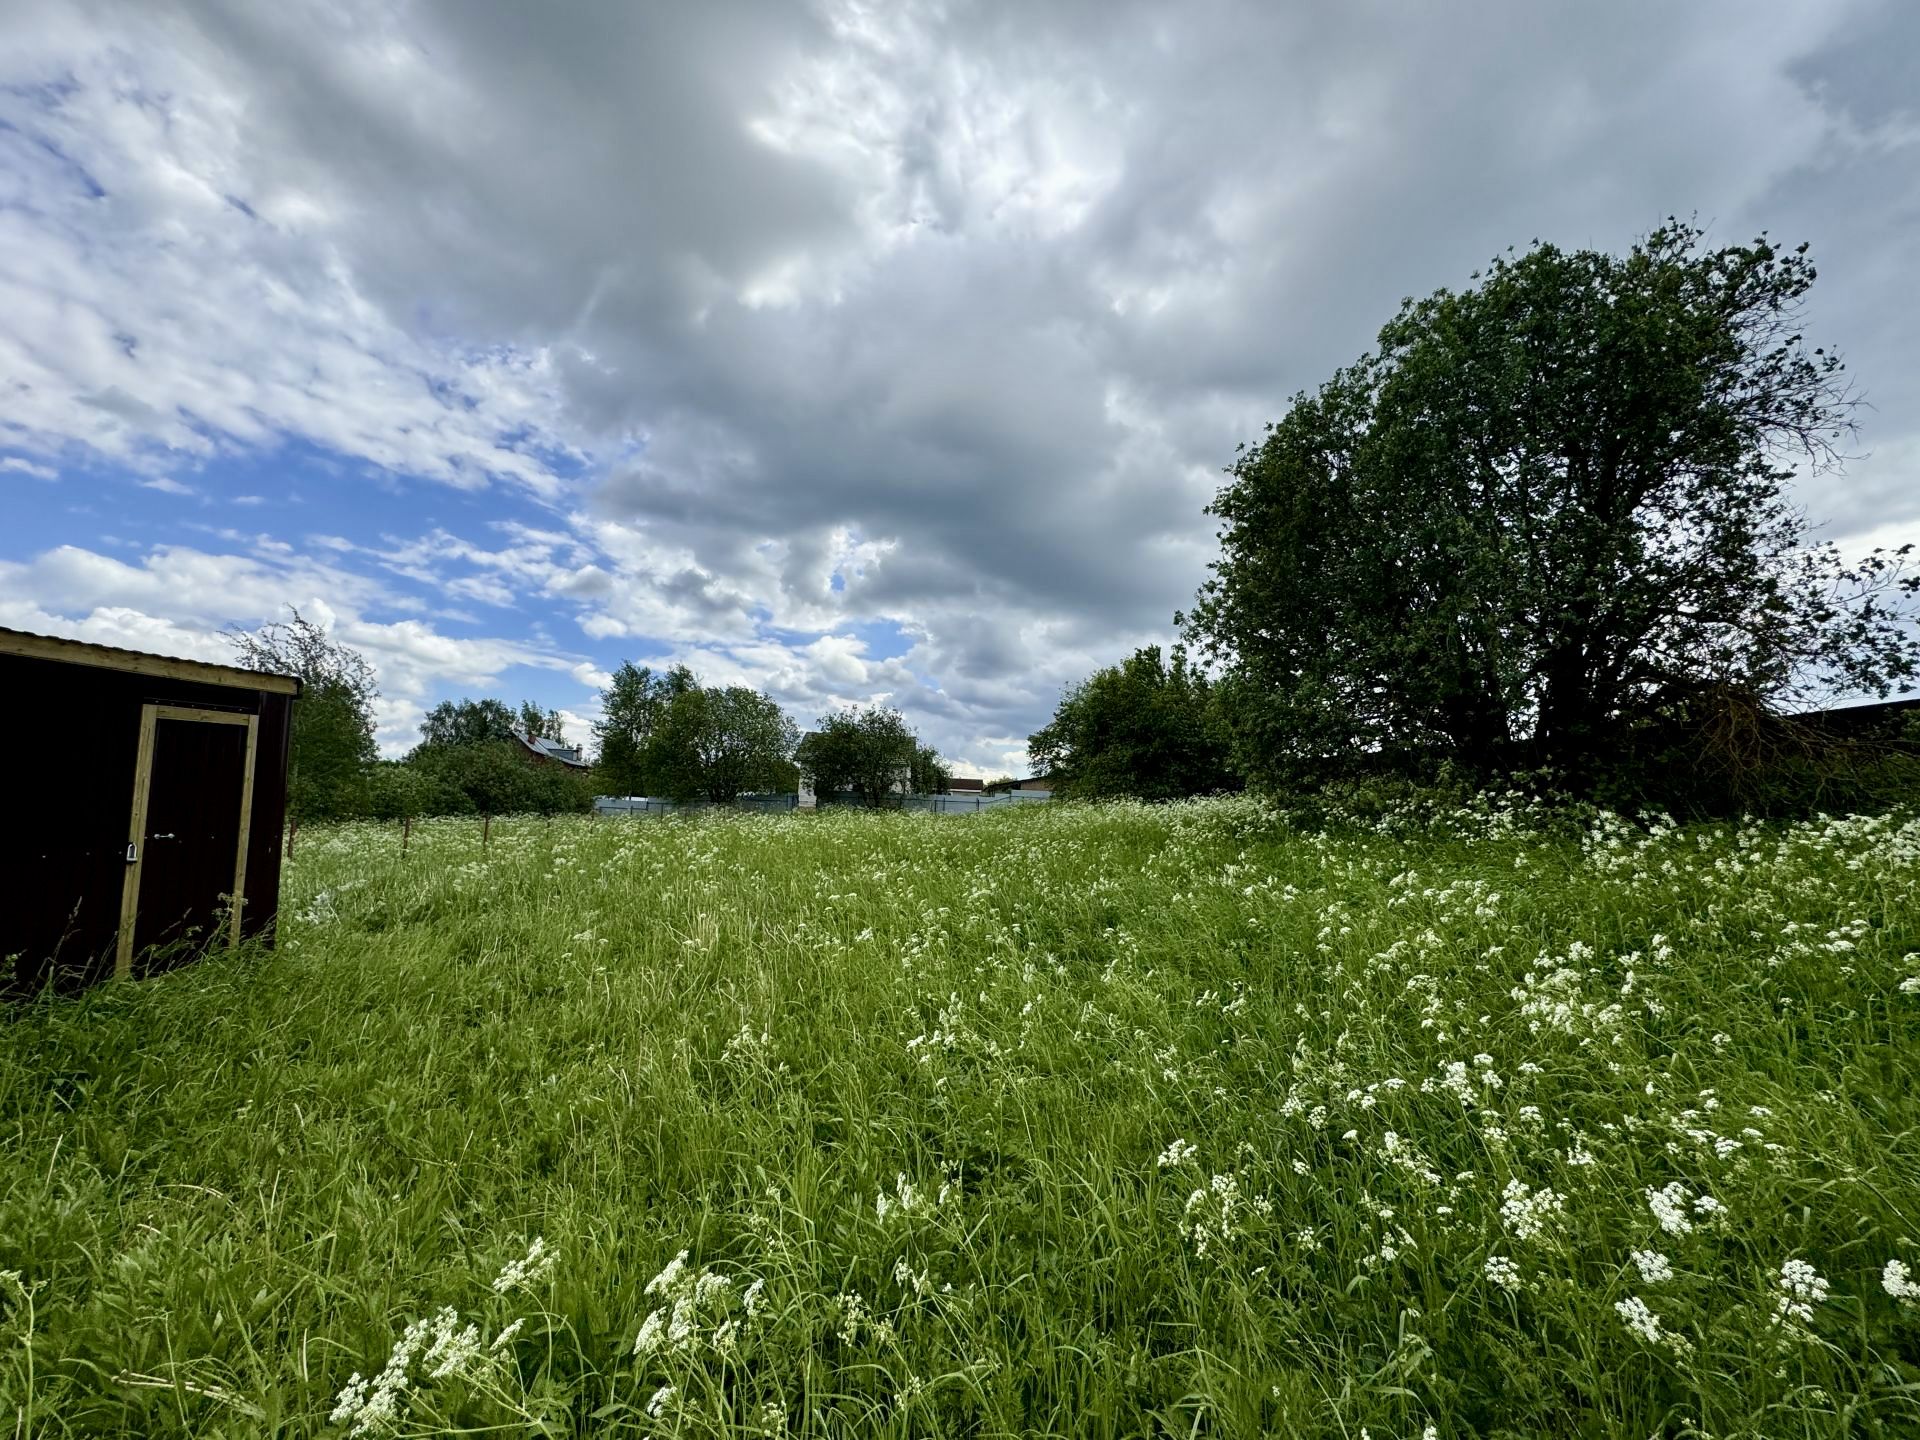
[227,609,378,823]
[796,706,921,807]
[517,700,567,743]
[419,697,517,749]
[592,662,696,795]
[651,683,799,804]
[910,744,952,796]
[1185,220,1919,791]
[1029,644,1238,799]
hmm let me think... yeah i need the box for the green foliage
[1029,643,1239,799]
[226,609,378,824]
[4,800,1919,1435]
[650,683,799,804]
[593,663,695,796]
[796,706,920,806]
[910,743,952,796]
[406,739,593,816]
[593,665,793,802]
[516,700,567,743]
[1186,220,1920,798]
[367,759,468,820]
[419,697,517,749]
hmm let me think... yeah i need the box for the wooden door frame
[115,704,261,979]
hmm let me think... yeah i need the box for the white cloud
[1,0,1915,767]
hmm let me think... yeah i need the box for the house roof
[0,626,301,695]
[513,729,591,767]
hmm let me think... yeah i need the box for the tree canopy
[226,609,378,823]
[592,664,796,803]
[418,697,518,749]
[592,663,695,796]
[1184,220,1919,794]
[1028,644,1238,800]
[796,706,927,807]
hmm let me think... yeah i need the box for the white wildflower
[1629,1250,1674,1284]
[1483,1255,1523,1292]
[1882,1258,1920,1305]
[1157,1138,1198,1169]
[491,1236,556,1295]
[1614,1294,1663,1345]
[1646,1182,1696,1236]
[1773,1258,1828,1327]
[645,1383,678,1419]
[1499,1179,1565,1242]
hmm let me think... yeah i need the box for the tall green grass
[3,797,1918,1437]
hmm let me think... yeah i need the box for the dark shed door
[122,707,257,977]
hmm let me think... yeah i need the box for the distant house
[512,729,591,769]
[983,775,1055,796]
[947,776,984,792]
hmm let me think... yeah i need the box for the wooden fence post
[403,814,411,853]
[287,818,297,860]
[483,812,491,849]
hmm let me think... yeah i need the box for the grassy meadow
[3,797,1920,1437]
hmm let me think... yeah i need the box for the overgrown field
[4,798,1920,1438]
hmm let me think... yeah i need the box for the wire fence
[592,793,800,817]
[591,791,1054,818]
[899,791,1054,814]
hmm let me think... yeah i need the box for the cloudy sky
[3,1,1916,772]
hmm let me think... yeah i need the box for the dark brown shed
[1,627,298,993]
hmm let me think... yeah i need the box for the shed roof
[0,626,301,695]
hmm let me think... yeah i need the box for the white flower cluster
[1629,1250,1674,1284]
[1498,1179,1565,1242]
[1182,1172,1271,1258]
[1157,1138,1198,1169]
[874,1169,957,1224]
[633,1250,757,1359]
[1613,1294,1663,1345]
[1613,1294,1692,1356]
[1884,1258,1920,1306]
[330,1307,519,1436]
[1483,1255,1523,1293]
[1645,1182,1723,1237]
[1772,1258,1829,1328]
[491,1236,557,1296]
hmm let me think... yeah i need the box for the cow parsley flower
[1499,1179,1564,1242]
[491,1236,557,1295]
[1883,1258,1920,1305]
[646,1383,678,1419]
[1157,1138,1198,1169]
[1629,1250,1674,1284]
[1615,1295,1663,1345]
[1646,1182,1705,1236]
[1483,1255,1523,1292]
[1773,1259,1828,1327]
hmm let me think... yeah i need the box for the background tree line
[1035,221,1920,816]
[228,618,955,822]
